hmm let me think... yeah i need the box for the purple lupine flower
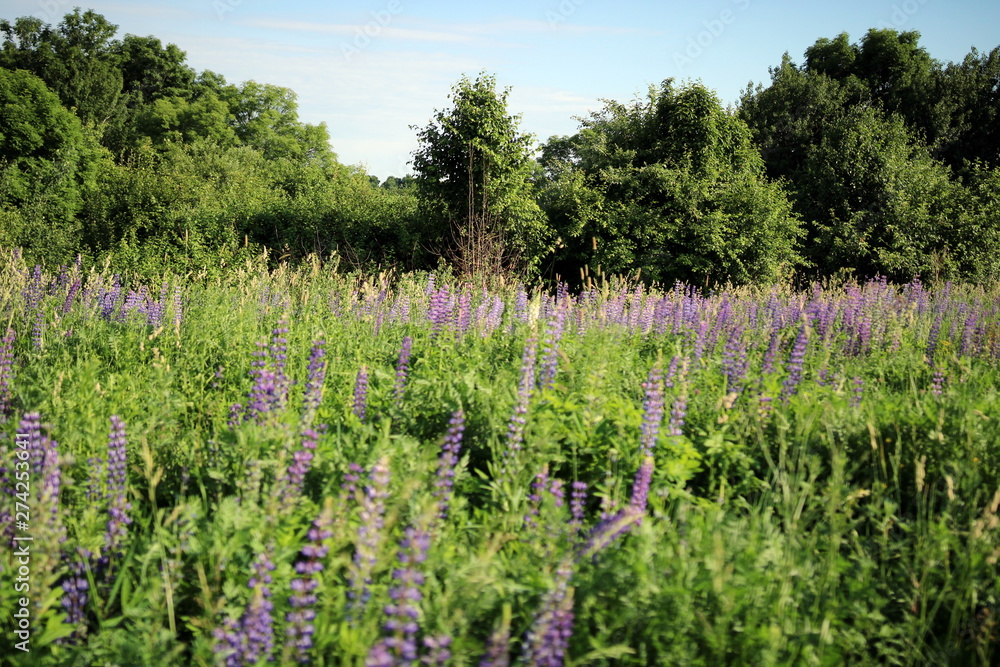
[369,524,432,665]
[781,323,809,400]
[394,336,413,408]
[24,265,44,313]
[353,365,370,422]
[100,275,122,320]
[20,412,62,528]
[302,341,327,418]
[503,337,537,477]
[349,457,391,617]
[851,376,864,408]
[427,285,452,340]
[285,499,335,663]
[277,429,320,512]
[486,296,505,335]
[930,367,945,396]
[721,325,749,395]
[101,416,132,569]
[422,635,453,664]
[342,462,364,497]
[242,551,278,663]
[0,328,14,423]
[60,560,89,626]
[214,551,277,666]
[522,558,575,667]
[960,308,979,357]
[62,278,81,315]
[761,330,782,377]
[578,504,644,560]
[538,302,568,390]
[525,465,550,530]
[433,411,465,522]
[639,362,665,457]
[85,457,106,503]
[691,319,710,364]
[629,456,655,514]
[513,285,529,326]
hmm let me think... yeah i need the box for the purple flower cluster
[349,457,391,617]
[101,416,132,567]
[367,526,433,665]
[721,325,750,395]
[285,500,334,662]
[60,556,89,627]
[479,617,512,667]
[851,376,864,408]
[639,362,665,456]
[930,367,945,396]
[538,302,568,390]
[522,559,575,667]
[214,551,277,666]
[19,412,63,538]
[277,428,320,512]
[427,285,453,340]
[233,321,292,425]
[629,456,655,515]
[62,277,81,315]
[353,365,370,422]
[394,336,413,408]
[0,328,14,423]
[302,340,327,419]
[781,323,809,400]
[433,411,465,521]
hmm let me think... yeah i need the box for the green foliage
[539,80,803,286]
[1,263,999,665]
[411,72,549,277]
[740,30,1000,280]
[0,67,109,265]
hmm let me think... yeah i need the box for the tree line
[2,8,998,285]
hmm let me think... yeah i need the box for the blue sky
[5,0,999,179]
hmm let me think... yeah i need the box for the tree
[410,72,548,277]
[0,9,124,131]
[538,80,802,286]
[0,67,105,264]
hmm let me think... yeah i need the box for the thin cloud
[240,18,476,43]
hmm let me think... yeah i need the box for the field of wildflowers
[1,250,999,665]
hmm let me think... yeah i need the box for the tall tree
[0,8,124,131]
[539,80,802,286]
[411,72,547,277]
[0,67,105,263]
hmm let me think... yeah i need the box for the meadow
[1,250,999,666]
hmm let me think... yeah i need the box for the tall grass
[1,249,998,665]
